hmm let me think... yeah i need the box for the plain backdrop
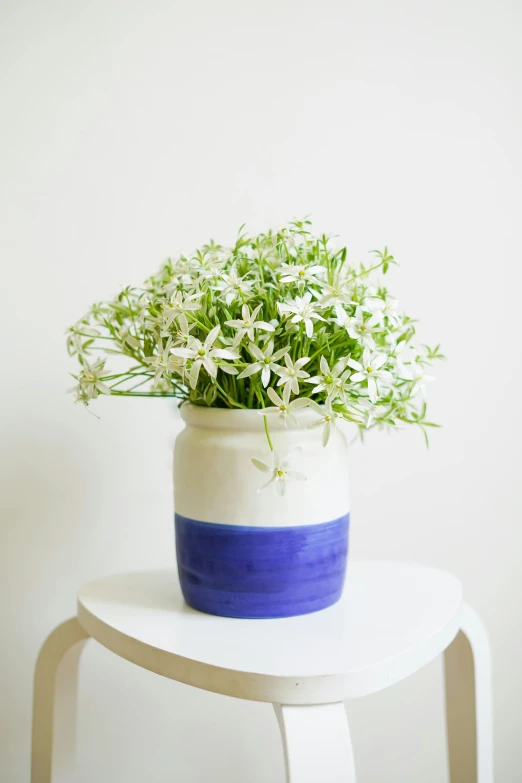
[1,0,521,781]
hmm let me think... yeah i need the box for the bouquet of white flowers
[68,219,442,456]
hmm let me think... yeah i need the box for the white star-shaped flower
[237,340,290,387]
[225,304,274,344]
[171,326,239,388]
[144,338,186,387]
[162,291,202,329]
[215,266,252,305]
[307,398,340,446]
[274,353,310,395]
[347,348,392,403]
[75,358,111,400]
[409,363,436,398]
[305,355,350,398]
[319,276,354,309]
[277,262,325,286]
[261,385,310,426]
[338,306,381,349]
[251,450,307,496]
[365,295,401,327]
[278,292,326,338]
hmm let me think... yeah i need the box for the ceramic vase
[174,404,350,619]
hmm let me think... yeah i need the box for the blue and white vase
[174,404,350,619]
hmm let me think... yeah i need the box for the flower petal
[322,421,331,447]
[287,471,307,481]
[202,356,216,378]
[267,387,283,406]
[367,376,377,403]
[261,365,271,387]
[308,400,324,416]
[258,476,276,493]
[320,356,330,376]
[238,363,261,379]
[170,347,195,359]
[254,321,275,332]
[205,325,221,349]
[225,319,246,329]
[272,346,291,361]
[212,348,240,360]
[289,398,310,410]
[252,458,272,474]
[249,343,265,361]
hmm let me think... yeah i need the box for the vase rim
[179,401,322,431]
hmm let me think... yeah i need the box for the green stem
[263,415,274,451]
[213,379,246,409]
[109,390,180,398]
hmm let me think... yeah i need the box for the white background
[1,0,521,780]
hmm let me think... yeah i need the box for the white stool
[30,562,493,782]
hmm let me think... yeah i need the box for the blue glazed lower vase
[175,513,350,619]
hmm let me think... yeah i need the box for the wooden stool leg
[274,702,357,782]
[31,618,90,783]
[444,603,494,783]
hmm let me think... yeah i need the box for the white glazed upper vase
[173,404,350,619]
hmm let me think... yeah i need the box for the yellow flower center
[264,357,271,364]
[366,366,373,373]
[325,375,333,384]
[298,269,306,277]
[325,415,331,422]
[277,469,285,477]
[198,348,206,357]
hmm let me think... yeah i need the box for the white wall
[1,0,521,780]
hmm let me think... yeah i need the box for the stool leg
[444,603,494,783]
[31,617,90,783]
[274,702,356,782]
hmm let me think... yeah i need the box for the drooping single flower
[237,340,290,387]
[278,292,326,338]
[261,385,310,426]
[274,353,311,395]
[348,348,392,403]
[306,355,350,398]
[171,326,239,388]
[225,304,274,344]
[251,450,307,496]
[307,398,340,446]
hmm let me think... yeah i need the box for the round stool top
[77,562,463,705]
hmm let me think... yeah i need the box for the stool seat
[76,562,462,705]
[31,561,493,783]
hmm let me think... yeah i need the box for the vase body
[173,404,350,619]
